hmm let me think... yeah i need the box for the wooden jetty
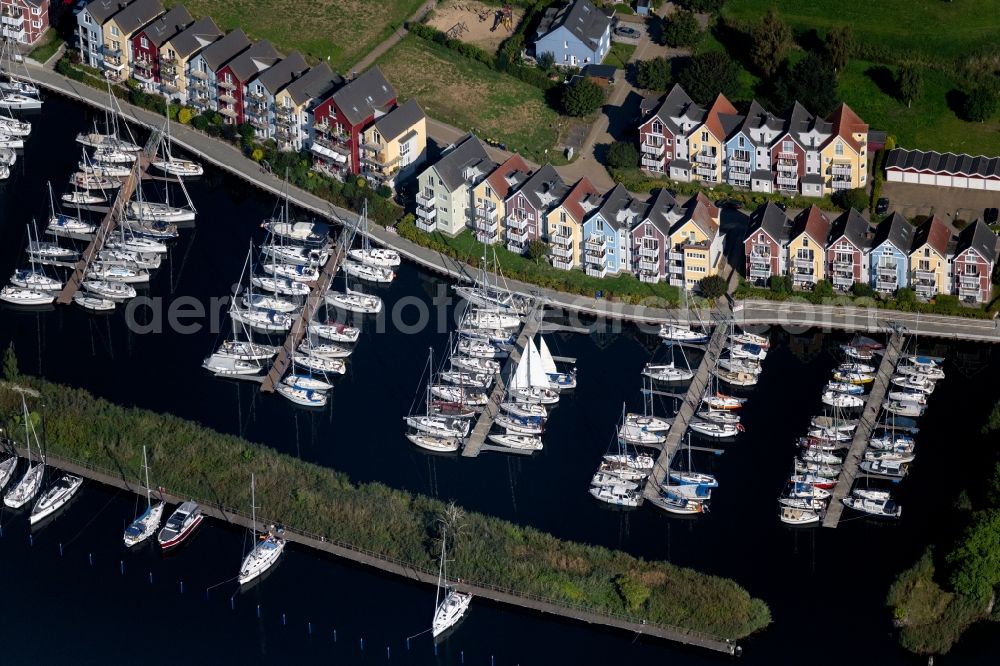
[462,302,544,458]
[259,241,346,393]
[55,133,159,305]
[643,303,732,505]
[822,329,905,528]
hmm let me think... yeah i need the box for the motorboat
[452,356,500,375]
[294,354,346,375]
[276,384,328,407]
[860,459,907,478]
[853,488,891,501]
[242,292,299,313]
[348,247,401,268]
[589,484,640,507]
[343,260,394,283]
[309,322,361,344]
[643,362,694,382]
[825,381,864,395]
[262,261,320,282]
[842,495,901,518]
[618,424,666,447]
[689,420,740,438]
[0,286,54,306]
[298,339,353,358]
[230,307,292,333]
[701,393,745,410]
[30,474,83,525]
[779,506,820,525]
[487,433,543,451]
[779,495,826,510]
[157,501,204,549]
[201,354,264,377]
[81,280,136,301]
[842,344,875,361]
[495,413,544,435]
[251,275,311,297]
[821,391,864,409]
[73,293,116,312]
[625,413,670,432]
[325,289,382,315]
[785,482,831,501]
[406,432,461,453]
[658,324,708,343]
[896,363,945,381]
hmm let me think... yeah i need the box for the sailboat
[151,108,203,177]
[3,393,45,509]
[643,341,694,383]
[238,474,285,585]
[343,260,394,283]
[464,308,521,331]
[0,452,18,491]
[506,338,559,405]
[0,108,30,137]
[347,201,400,268]
[76,86,140,152]
[127,174,197,224]
[49,182,97,237]
[0,285,53,306]
[669,433,718,487]
[454,242,530,315]
[405,348,472,440]
[538,336,576,390]
[123,445,166,547]
[10,224,63,292]
[276,383,328,407]
[29,474,82,525]
[431,526,472,638]
[602,404,655,472]
[658,322,708,343]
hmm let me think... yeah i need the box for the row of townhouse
[638,84,872,198]
[744,203,998,303]
[415,135,726,289]
[1,0,48,47]
[74,0,427,189]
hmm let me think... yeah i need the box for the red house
[503,163,566,254]
[311,67,396,178]
[743,202,791,285]
[215,39,279,125]
[953,220,997,303]
[630,188,679,282]
[637,85,697,174]
[131,4,192,90]
[771,102,812,193]
[1,0,49,47]
[826,208,872,291]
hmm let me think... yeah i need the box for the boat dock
[462,302,545,458]
[55,132,159,306]
[259,240,346,393]
[643,303,732,505]
[822,329,905,528]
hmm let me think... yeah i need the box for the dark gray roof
[735,99,783,144]
[372,99,425,141]
[595,183,642,231]
[199,28,250,71]
[109,0,163,35]
[581,64,616,80]
[535,0,611,50]
[433,134,494,192]
[255,52,309,95]
[801,173,825,185]
[648,84,704,136]
[163,17,221,59]
[750,169,772,180]
[84,0,131,24]
[718,112,744,140]
[331,67,396,127]
[285,63,343,107]
[956,219,998,263]
[872,212,915,253]
[885,148,1000,178]
[640,188,680,236]
[746,202,791,243]
[828,208,871,249]
[139,5,192,48]
[512,163,569,213]
[226,40,280,83]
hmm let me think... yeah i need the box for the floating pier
[822,329,905,528]
[462,302,544,458]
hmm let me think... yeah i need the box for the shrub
[698,274,727,298]
[250,148,264,162]
[606,141,639,169]
[947,509,1000,601]
[562,78,604,117]
[636,57,672,92]
[850,282,875,298]
[661,10,701,48]
[812,279,834,298]
[190,114,210,131]
[835,187,869,212]
[678,52,740,105]
[769,274,792,294]
[177,107,193,125]
[964,85,998,122]
[614,574,651,612]
[537,51,555,71]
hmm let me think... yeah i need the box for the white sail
[509,344,531,391]
[538,337,558,375]
[526,339,549,389]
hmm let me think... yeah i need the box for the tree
[561,78,604,117]
[772,53,841,116]
[526,239,548,262]
[982,402,1000,435]
[824,25,852,72]
[678,52,740,105]
[895,287,917,308]
[897,64,922,108]
[850,282,875,298]
[537,51,555,71]
[749,9,792,78]
[637,57,672,92]
[678,0,724,12]
[607,141,639,169]
[698,274,727,299]
[964,85,999,122]
[3,343,17,383]
[812,279,834,299]
[769,274,792,294]
[947,509,1000,600]
[614,574,651,612]
[835,187,869,212]
[662,11,702,48]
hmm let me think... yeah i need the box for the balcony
[507,227,530,243]
[246,89,266,101]
[416,216,437,233]
[960,274,980,288]
[915,283,936,298]
[550,245,573,259]
[188,69,209,80]
[729,174,750,187]
[638,258,658,272]
[249,117,270,131]
[794,256,814,269]
[639,271,660,284]
[585,265,607,278]
[188,95,209,109]
[133,68,155,84]
[218,92,237,104]
[102,55,125,71]
[552,256,573,270]
[730,153,751,167]
[416,206,437,221]
[793,272,816,285]
[776,176,798,189]
[695,152,717,165]
[506,215,530,232]
[959,286,981,299]
[749,267,771,279]
[584,235,606,252]
[668,262,683,275]
[641,142,665,157]
[416,192,434,208]
[506,238,527,254]
[638,246,658,260]
[831,163,852,177]
[669,277,684,287]
[831,179,853,191]
[474,229,500,244]
[695,165,716,179]
[666,250,681,262]
[550,232,572,248]
[876,276,898,291]
[188,79,208,91]
[778,151,797,160]
[832,274,854,288]
[641,156,664,169]
[2,26,24,41]
[159,52,175,64]
[219,107,238,119]
[878,265,898,278]
[914,269,935,283]
[313,136,351,157]
[1,12,24,27]
[218,79,237,90]
[474,216,498,234]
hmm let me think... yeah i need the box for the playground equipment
[446,21,469,38]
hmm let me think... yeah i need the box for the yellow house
[101,0,164,81]
[787,206,831,288]
[545,177,601,270]
[472,154,532,245]
[275,63,342,151]
[688,94,737,185]
[821,103,869,194]
[909,215,951,299]
[360,99,427,192]
[159,17,223,102]
[669,194,724,289]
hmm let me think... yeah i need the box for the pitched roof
[955,219,998,263]
[790,205,832,245]
[432,134,494,192]
[561,177,601,224]
[485,155,533,200]
[330,67,396,126]
[372,99,425,141]
[535,0,611,50]
[911,216,952,256]
[595,183,642,231]
[199,28,250,71]
[683,193,720,239]
[639,188,681,236]
[701,94,738,141]
[828,208,871,249]
[82,0,131,24]
[826,103,868,153]
[137,4,190,47]
[734,99,783,144]
[512,163,569,213]
[885,148,1000,179]
[746,202,791,243]
[255,52,309,95]
[284,63,344,107]
[109,0,163,35]
[872,212,915,252]
[226,39,280,83]
[164,16,222,60]
[646,84,704,136]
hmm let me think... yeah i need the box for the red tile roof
[703,94,738,142]
[827,103,868,153]
[561,177,600,223]
[792,205,832,244]
[485,154,532,199]
[913,215,952,256]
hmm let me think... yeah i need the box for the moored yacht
[157,501,204,549]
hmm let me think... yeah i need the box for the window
[32,6,41,16]
[372,130,382,145]
[32,19,41,29]
[564,41,569,49]
[570,55,577,66]
[596,220,605,233]
[738,136,745,147]
[141,37,148,49]
[802,238,808,247]
[701,131,708,142]
[111,26,120,37]
[782,140,792,153]
[835,143,844,156]
[400,141,411,156]
[652,120,662,134]
[84,14,91,24]
[559,211,567,223]
[757,233,763,242]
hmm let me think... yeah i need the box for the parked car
[614,25,640,39]
[875,197,889,215]
[984,207,998,224]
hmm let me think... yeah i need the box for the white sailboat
[454,242,530,315]
[405,348,472,440]
[343,260,394,283]
[1,285,54,306]
[431,526,472,638]
[506,338,559,405]
[9,224,63,292]
[151,108,204,177]
[238,474,285,585]
[347,201,400,267]
[30,474,83,525]
[4,393,45,510]
[75,87,140,152]
[123,446,165,547]
[538,336,576,390]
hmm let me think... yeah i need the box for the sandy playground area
[427,1,525,55]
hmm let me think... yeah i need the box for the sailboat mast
[250,473,257,536]
[142,445,151,508]
[436,525,448,608]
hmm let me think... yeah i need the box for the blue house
[869,212,914,294]
[534,0,611,68]
[581,184,641,277]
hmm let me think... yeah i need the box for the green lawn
[164,0,425,72]
[722,0,1000,61]
[27,29,63,65]
[378,36,560,162]
[604,42,636,69]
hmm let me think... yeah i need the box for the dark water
[1,95,999,665]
